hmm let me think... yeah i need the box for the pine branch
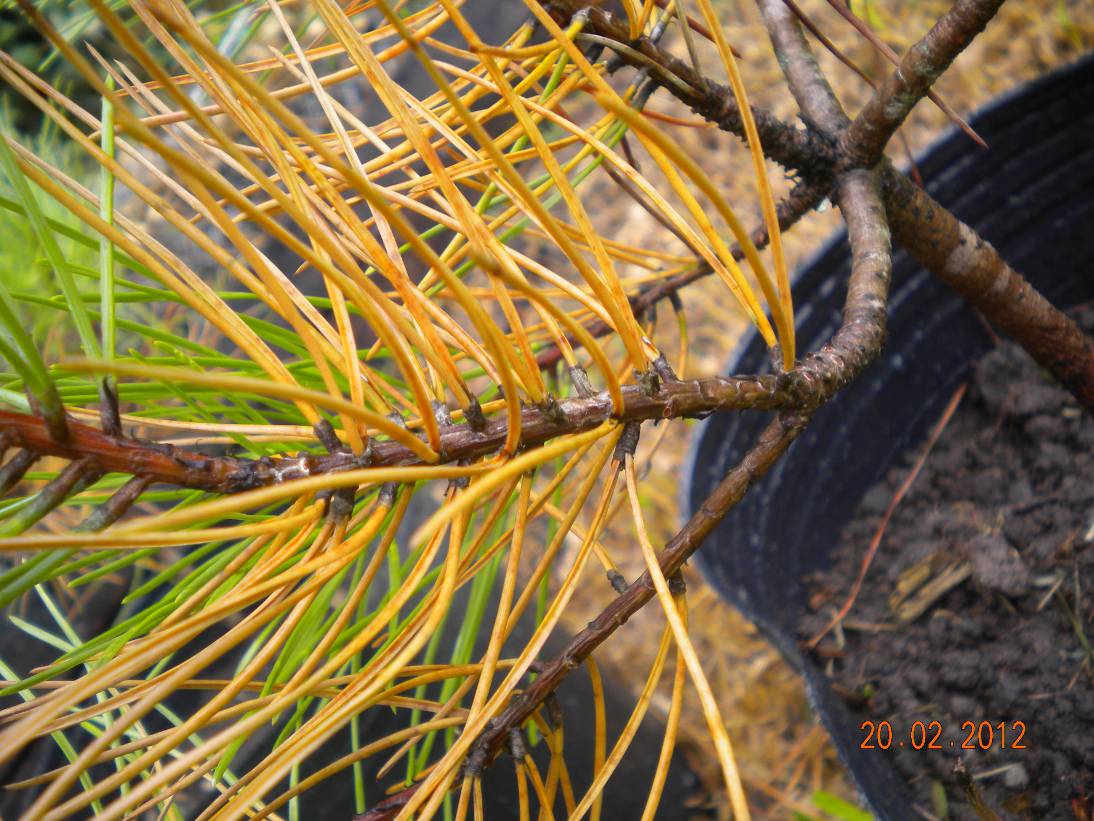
[0,373,793,493]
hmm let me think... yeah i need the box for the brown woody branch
[806,0,987,148]
[0,373,794,493]
[839,0,1006,169]
[883,169,1094,414]
[757,0,848,134]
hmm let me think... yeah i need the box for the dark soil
[800,308,1094,821]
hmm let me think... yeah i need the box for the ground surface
[800,308,1093,819]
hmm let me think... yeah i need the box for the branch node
[635,368,660,397]
[650,353,679,385]
[378,481,397,509]
[462,742,489,780]
[606,568,627,593]
[98,378,122,437]
[538,393,567,426]
[545,692,563,728]
[447,460,471,494]
[613,420,642,463]
[463,395,487,432]
[0,448,38,496]
[313,419,341,454]
[507,727,529,761]
[431,399,454,428]
[568,365,595,398]
[667,571,687,596]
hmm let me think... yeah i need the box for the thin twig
[757,0,847,134]
[77,475,151,532]
[840,0,1004,168]
[817,0,987,149]
[0,449,38,496]
[0,458,102,536]
[545,1,833,176]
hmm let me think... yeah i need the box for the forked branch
[551,0,1093,415]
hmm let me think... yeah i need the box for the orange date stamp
[859,720,1027,751]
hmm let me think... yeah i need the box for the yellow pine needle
[569,621,673,819]
[261,26,460,419]
[410,423,617,547]
[398,437,622,820]
[265,3,475,410]
[277,501,411,694]
[159,4,527,457]
[541,713,575,817]
[62,360,436,461]
[380,1,650,373]
[159,525,311,633]
[463,87,753,323]
[542,501,619,576]
[86,0,449,446]
[522,0,780,347]
[695,0,795,367]
[138,1,446,93]
[640,606,687,821]
[250,716,466,821]
[503,444,621,639]
[373,672,481,780]
[520,753,553,820]
[310,0,545,405]
[516,757,531,821]
[8,62,373,432]
[64,509,452,821]
[460,17,657,372]
[454,441,599,587]
[464,475,531,718]
[592,95,781,350]
[621,0,644,39]
[15,523,364,817]
[624,456,750,821]
[210,510,466,818]
[451,476,523,575]
[587,654,607,821]
[473,776,486,821]
[480,262,623,414]
[0,507,322,552]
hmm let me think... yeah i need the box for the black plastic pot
[684,54,1094,819]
